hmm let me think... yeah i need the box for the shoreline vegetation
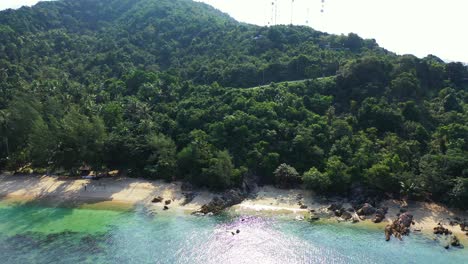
[1,174,467,248]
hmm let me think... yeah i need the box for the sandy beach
[1,174,467,241]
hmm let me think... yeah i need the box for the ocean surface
[0,200,466,264]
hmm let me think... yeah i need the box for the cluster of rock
[196,189,246,215]
[151,196,172,210]
[433,223,464,249]
[384,212,414,241]
[324,202,389,225]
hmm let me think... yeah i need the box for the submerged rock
[164,200,171,205]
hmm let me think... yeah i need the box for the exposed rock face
[197,189,246,214]
[384,213,413,241]
[357,203,376,216]
[151,196,163,203]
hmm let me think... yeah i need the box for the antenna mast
[290,0,294,25]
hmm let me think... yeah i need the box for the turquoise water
[0,201,467,264]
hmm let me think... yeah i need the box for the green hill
[0,0,467,207]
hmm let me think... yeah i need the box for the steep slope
[0,0,467,207]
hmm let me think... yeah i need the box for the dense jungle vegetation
[0,0,467,207]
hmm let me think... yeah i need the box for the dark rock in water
[181,182,193,191]
[164,199,172,205]
[341,211,352,220]
[399,208,408,213]
[198,189,246,214]
[384,212,413,241]
[357,203,376,216]
[163,206,169,210]
[300,204,308,209]
[231,232,235,235]
[385,225,392,241]
[236,229,240,234]
[450,236,461,247]
[151,196,163,203]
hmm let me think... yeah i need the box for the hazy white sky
[1,0,467,62]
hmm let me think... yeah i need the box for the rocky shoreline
[1,174,466,249]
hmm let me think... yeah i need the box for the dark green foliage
[274,163,300,189]
[0,0,467,206]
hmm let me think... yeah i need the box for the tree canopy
[0,0,467,206]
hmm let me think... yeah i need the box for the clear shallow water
[0,201,466,264]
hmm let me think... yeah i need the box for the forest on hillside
[0,0,467,208]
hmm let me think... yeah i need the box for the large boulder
[357,203,376,216]
[372,207,388,223]
[397,212,413,228]
[384,213,413,241]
